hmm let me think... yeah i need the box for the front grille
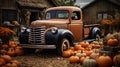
[29,26,46,44]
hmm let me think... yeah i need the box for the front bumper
[20,44,56,49]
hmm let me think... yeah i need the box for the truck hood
[30,19,69,27]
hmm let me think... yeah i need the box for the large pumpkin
[83,58,97,67]
[96,54,112,67]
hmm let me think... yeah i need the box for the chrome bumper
[20,44,56,49]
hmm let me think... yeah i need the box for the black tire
[23,48,36,54]
[57,38,70,56]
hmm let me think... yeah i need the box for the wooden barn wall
[0,0,17,9]
[82,1,120,25]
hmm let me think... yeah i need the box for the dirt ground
[13,49,83,67]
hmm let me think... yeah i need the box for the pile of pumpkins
[62,40,120,67]
[0,55,20,67]
[0,41,24,57]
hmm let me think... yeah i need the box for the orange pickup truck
[19,6,101,55]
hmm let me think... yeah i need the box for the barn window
[97,12,108,20]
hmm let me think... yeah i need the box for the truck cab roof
[45,6,82,12]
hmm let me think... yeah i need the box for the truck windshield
[46,10,69,19]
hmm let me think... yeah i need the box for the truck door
[68,11,83,41]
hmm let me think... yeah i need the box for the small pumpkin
[69,46,74,51]
[107,38,118,46]
[15,46,24,56]
[5,62,18,67]
[79,56,86,64]
[76,50,86,58]
[9,41,17,48]
[69,56,79,63]
[83,58,97,67]
[0,49,7,55]
[90,52,99,59]
[11,60,20,66]
[85,50,93,56]
[1,55,12,63]
[1,44,9,49]
[80,41,89,48]
[62,50,71,57]
[0,57,6,66]
[96,54,112,67]
[74,44,82,50]
[113,54,120,65]
[7,48,15,57]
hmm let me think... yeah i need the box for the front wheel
[57,38,70,56]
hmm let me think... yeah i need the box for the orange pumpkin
[0,57,6,66]
[69,56,79,63]
[69,46,74,51]
[9,41,17,48]
[15,46,24,56]
[7,48,15,57]
[74,44,82,50]
[79,56,86,64]
[80,41,89,48]
[62,50,71,57]
[1,55,12,63]
[0,49,7,55]
[85,50,93,56]
[96,54,112,67]
[5,62,18,67]
[107,38,118,46]
[11,60,20,66]
[113,54,120,65]
[1,44,9,49]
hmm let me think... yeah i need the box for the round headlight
[26,29,31,32]
[51,27,58,34]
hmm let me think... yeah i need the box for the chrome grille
[29,26,46,44]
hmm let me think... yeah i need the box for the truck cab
[19,6,101,55]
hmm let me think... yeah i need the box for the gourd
[83,58,97,67]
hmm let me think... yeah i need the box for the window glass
[46,10,69,19]
[72,11,80,20]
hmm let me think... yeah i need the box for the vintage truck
[19,6,101,55]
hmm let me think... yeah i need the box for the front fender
[45,29,74,45]
[89,27,101,38]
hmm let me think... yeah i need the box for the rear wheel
[57,38,70,56]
